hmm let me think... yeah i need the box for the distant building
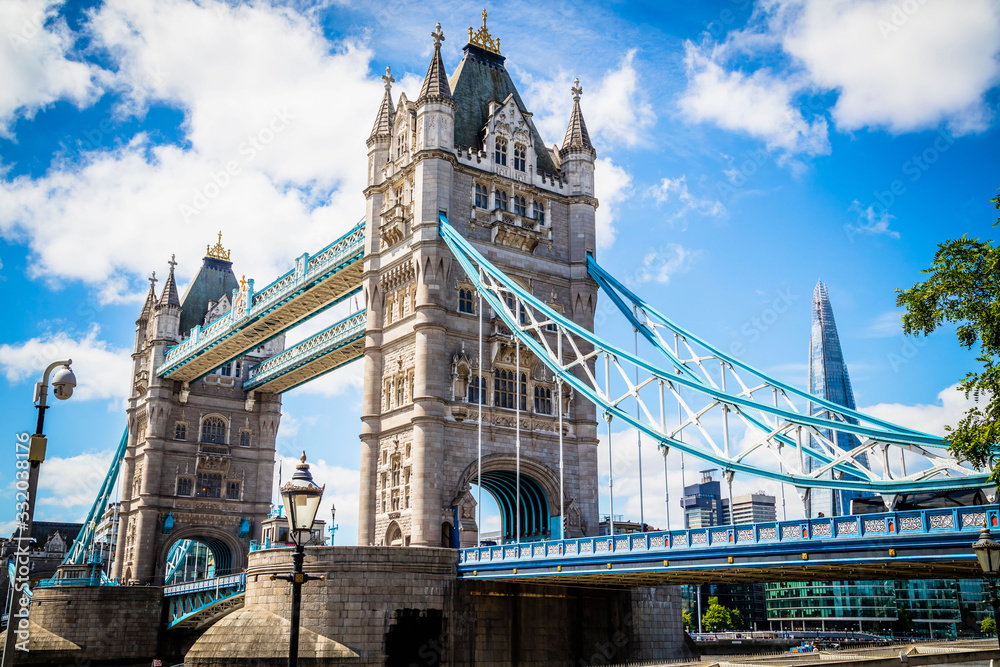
[728,493,775,525]
[681,470,729,528]
[598,516,647,535]
[94,501,121,567]
[807,281,869,518]
[0,521,83,588]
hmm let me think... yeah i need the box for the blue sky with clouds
[0,0,998,543]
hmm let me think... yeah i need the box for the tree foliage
[981,616,996,636]
[700,596,745,632]
[683,610,694,631]
[895,190,1000,480]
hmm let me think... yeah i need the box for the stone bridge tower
[359,15,600,548]
[111,239,283,583]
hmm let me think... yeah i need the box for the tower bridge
[6,12,995,667]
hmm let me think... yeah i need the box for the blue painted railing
[244,310,366,391]
[156,219,364,377]
[458,505,998,566]
[163,572,245,598]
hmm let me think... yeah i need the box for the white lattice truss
[440,215,990,499]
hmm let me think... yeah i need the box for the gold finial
[239,274,247,290]
[468,8,501,55]
[206,231,231,261]
[300,451,307,464]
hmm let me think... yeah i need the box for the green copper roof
[449,44,558,175]
[178,256,239,336]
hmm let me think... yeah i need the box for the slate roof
[178,256,240,337]
[449,44,558,174]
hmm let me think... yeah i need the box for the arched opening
[385,521,403,547]
[163,536,234,584]
[441,521,455,548]
[475,471,550,543]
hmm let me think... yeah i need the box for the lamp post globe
[280,452,325,546]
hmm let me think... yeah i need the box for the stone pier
[185,545,694,666]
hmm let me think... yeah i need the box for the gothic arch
[385,521,403,547]
[156,525,244,582]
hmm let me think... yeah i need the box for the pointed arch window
[513,195,526,216]
[200,416,227,444]
[494,369,515,409]
[468,374,487,404]
[494,190,507,211]
[534,386,552,414]
[533,200,545,225]
[494,137,507,166]
[513,144,526,171]
[458,288,475,314]
[196,472,222,499]
[474,183,488,209]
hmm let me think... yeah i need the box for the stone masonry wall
[185,546,694,666]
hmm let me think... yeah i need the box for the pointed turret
[418,23,453,101]
[137,273,158,325]
[158,254,181,309]
[560,78,595,157]
[368,66,396,144]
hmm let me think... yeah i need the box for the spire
[562,78,594,154]
[158,254,180,309]
[138,272,157,323]
[369,66,396,141]
[418,23,453,100]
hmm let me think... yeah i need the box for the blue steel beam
[457,505,997,584]
[243,310,366,394]
[164,573,246,630]
[438,214,989,494]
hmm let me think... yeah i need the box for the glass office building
[808,280,868,517]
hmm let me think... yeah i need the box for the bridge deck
[156,221,364,382]
[458,505,996,586]
[243,310,366,394]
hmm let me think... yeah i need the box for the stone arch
[385,521,403,547]
[156,525,244,583]
[456,454,562,541]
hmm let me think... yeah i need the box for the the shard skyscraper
[808,280,866,517]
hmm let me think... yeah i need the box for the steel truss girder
[243,310,366,394]
[439,215,988,495]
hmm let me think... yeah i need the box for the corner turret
[415,23,456,157]
[152,255,182,343]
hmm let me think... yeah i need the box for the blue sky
[0,0,998,543]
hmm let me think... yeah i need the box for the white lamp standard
[2,360,76,666]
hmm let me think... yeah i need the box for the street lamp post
[972,525,1000,649]
[329,504,339,547]
[273,452,325,667]
[2,360,76,667]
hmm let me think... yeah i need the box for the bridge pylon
[358,20,601,547]
[112,244,283,584]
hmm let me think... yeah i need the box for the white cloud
[649,174,726,219]
[0,325,131,402]
[861,383,976,437]
[0,0,101,136]
[273,454,359,546]
[860,311,903,339]
[774,0,1000,134]
[526,50,655,150]
[678,42,830,158]
[0,0,382,300]
[593,157,631,250]
[846,199,900,239]
[36,449,114,512]
[632,245,696,285]
[682,0,1000,152]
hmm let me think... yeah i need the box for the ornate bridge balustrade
[156,220,365,382]
[457,505,998,585]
